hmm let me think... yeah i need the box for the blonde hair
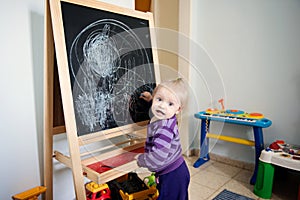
[152,78,188,109]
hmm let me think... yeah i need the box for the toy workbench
[254,141,300,199]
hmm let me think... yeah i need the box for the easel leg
[194,119,210,167]
[251,126,264,185]
[44,0,54,198]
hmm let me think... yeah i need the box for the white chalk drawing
[69,19,155,135]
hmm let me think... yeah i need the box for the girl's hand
[140,91,152,102]
[134,153,142,160]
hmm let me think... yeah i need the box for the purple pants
[157,161,190,200]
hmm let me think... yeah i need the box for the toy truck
[85,182,111,200]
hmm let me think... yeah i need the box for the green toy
[143,173,157,187]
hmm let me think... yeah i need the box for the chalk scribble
[69,19,155,135]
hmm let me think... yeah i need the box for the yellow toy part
[12,186,46,200]
[205,108,220,114]
[119,186,158,200]
[85,182,109,193]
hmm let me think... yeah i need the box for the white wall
[189,0,300,162]
[0,0,133,199]
[0,0,44,199]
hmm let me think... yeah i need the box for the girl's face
[151,86,181,120]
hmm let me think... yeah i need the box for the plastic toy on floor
[12,186,46,200]
[267,140,300,157]
[261,140,300,172]
[194,99,272,185]
[254,140,300,199]
[143,173,157,187]
[108,172,158,200]
[85,182,111,200]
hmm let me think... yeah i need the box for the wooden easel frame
[43,0,160,199]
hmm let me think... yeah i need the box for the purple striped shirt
[137,115,184,175]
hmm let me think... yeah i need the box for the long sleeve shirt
[137,115,184,175]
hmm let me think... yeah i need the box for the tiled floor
[184,156,299,200]
[136,155,299,199]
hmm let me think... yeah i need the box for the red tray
[87,147,144,173]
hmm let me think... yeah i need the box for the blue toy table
[193,110,272,185]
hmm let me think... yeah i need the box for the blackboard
[60,2,157,136]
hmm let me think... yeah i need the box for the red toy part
[269,142,280,150]
[248,112,264,119]
[86,182,111,200]
[275,140,285,144]
[218,98,225,110]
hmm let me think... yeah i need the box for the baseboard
[189,149,255,171]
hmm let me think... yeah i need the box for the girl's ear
[175,107,182,115]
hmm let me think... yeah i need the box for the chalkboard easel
[44,0,160,199]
